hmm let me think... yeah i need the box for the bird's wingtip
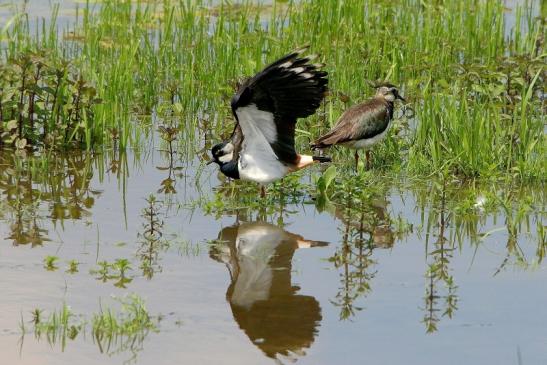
[294,44,310,54]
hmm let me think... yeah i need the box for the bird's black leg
[366,150,371,170]
[260,185,266,198]
[354,151,359,172]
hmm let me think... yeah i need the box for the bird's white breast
[236,104,289,184]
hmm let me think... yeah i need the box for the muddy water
[0,147,545,365]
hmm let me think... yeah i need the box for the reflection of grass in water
[0,148,135,247]
[137,194,168,279]
[91,295,159,361]
[201,172,309,220]
[21,295,159,363]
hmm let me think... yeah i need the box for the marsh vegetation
[0,0,545,364]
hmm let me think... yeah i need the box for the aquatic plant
[90,259,133,288]
[0,50,101,149]
[137,194,168,279]
[90,260,114,283]
[156,122,183,195]
[323,172,412,320]
[30,304,82,351]
[22,295,159,362]
[112,259,133,288]
[91,295,159,360]
[66,260,80,274]
[43,255,59,271]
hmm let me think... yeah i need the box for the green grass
[23,295,158,360]
[0,0,543,180]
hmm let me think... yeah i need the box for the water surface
[0,147,545,365]
[0,1,545,364]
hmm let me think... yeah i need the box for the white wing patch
[235,104,289,184]
[237,104,277,143]
[279,61,293,68]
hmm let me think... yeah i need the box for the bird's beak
[397,94,406,102]
[206,159,214,165]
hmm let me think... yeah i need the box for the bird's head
[208,141,234,166]
[375,84,405,103]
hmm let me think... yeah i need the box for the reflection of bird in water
[210,221,328,361]
[333,198,395,249]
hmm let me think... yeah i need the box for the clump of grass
[0,50,101,149]
[66,259,79,274]
[91,295,159,359]
[43,255,59,271]
[90,259,133,288]
[408,54,545,180]
[202,171,310,219]
[23,295,159,361]
[31,304,82,351]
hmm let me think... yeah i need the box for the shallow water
[0,147,545,365]
[1,1,546,364]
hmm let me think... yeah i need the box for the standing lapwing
[311,84,405,170]
[208,47,330,196]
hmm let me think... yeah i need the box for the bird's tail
[310,142,327,150]
[310,133,337,150]
[296,238,330,248]
[312,155,332,163]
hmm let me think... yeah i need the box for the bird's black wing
[231,47,328,164]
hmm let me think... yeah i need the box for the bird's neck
[378,97,395,119]
[220,160,240,179]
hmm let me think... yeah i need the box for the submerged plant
[43,255,59,271]
[30,304,82,351]
[92,295,159,361]
[90,259,133,288]
[137,195,168,279]
[65,260,80,274]
[90,261,114,283]
[112,259,133,288]
[323,173,412,320]
[22,296,159,362]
